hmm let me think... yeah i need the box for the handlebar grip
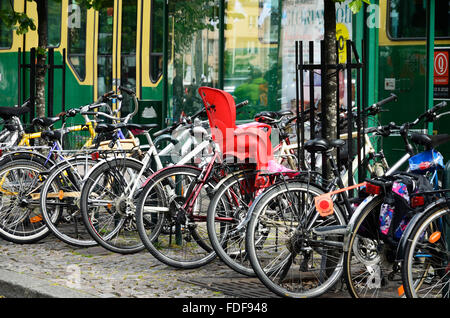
[236,100,249,109]
[192,108,206,119]
[103,90,115,98]
[376,93,397,107]
[119,86,136,96]
[21,98,32,108]
[88,104,101,110]
[388,122,401,130]
[430,101,447,114]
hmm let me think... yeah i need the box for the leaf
[348,0,363,14]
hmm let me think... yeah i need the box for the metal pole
[48,48,54,117]
[218,0,225,90]
[162,0,169,127]
[426,0,435,135]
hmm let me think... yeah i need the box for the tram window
[0,1,13,49]
[388,0,450,39]
[48,0,62,47]
[67,0,87,81]
[150,0,163,83]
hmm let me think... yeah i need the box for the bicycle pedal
[312,225,347,236]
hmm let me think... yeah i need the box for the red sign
[434,51,449,85]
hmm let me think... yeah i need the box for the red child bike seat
[198,86,273,170]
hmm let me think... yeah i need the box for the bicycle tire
[40,157,98,247]
[0,159,53,243]
[135,165,217,269]
[401,203,450,298]
[343,195,401,298]
[245,180,347,298]
[80,157,153,254]
[207,170,261,276]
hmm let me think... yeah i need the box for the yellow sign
[336,23,350,64]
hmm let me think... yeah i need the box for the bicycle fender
[0,150,55,169]
[343,194,378,252]
[153,133,179,146]
[213,169,254,189]
[141,164,202,188]
[81,156,144,183]
[395,197,448,261]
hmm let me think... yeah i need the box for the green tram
[0,0,449,163]
[0,0,165,128]
[377,0,450,163]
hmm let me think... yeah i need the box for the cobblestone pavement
[0,235,238,298]
[0,234,353,299]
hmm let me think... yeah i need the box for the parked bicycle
[243,100,447,298]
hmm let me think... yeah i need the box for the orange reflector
[30,215,43,223]
[397,285,404,297]
[58,190,64,200]
[315,194,334,217]
[314,182,367,218]
[429,231,441,244]
[107,203,112,209]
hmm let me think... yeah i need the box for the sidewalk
[0,235,233,298]
[0,235,350,298]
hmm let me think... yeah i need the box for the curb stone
[0,268,95,298]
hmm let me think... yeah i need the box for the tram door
[95,0,140,114]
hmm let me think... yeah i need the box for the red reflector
[365,183,381,195]
[319,200,330,210]
[411,196,425,208]
[0,149,3,157]
[91,152,100,160]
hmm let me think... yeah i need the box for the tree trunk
[322,0,338,178]
[35,0,48,118]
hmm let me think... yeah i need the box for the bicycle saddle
[126,123,158,136]
[411,133,450,150]
[32,116,61,127]
[0,106,30,119]
[41,129,63,141]
[95,123,126,133]
[304,138,345,153]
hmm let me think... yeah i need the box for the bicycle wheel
[344,195,401,298]
[136,165,217,269]
[80,157,153,254]
[207,169,261,276]
[245,180,347,298]
[0,159,53,243]
[40,157,97,247]
[402,203,450,298]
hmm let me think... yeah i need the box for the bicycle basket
[408,149,444,173]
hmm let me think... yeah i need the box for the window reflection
[0,1,13,48]
[48,0,61,47]
[120,0,137,115]
[224,0,280,120]
[389,0,450,39]
[150,0,163,82]
[167,0,220,121]
[97,6,113,96]
[68,0,87,80]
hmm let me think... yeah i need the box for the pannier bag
[379,172,434,242]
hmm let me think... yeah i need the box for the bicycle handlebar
[118,86,135,96]
[376,93,397,107]
[236,100,249,109]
